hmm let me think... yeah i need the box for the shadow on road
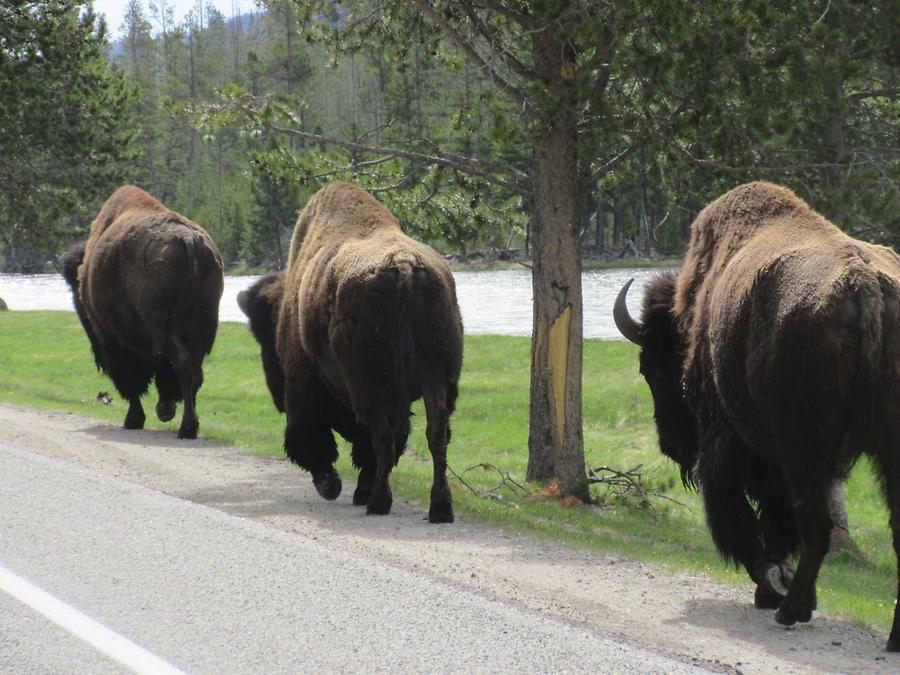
[669,596,891,673]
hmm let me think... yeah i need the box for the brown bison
[61,185,224,439]
[238,182,464,522]
[614,181,900,650]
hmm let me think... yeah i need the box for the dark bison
[61,185,224,439]
[238,182,463,522]
[614,181,900,649]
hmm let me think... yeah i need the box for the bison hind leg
[283,375,342,500]
[162,334,201,440]
[773,481,831,627]
[871,435,900,651]
[312,468,342,500]
[154,359,181,422]
[364,417,397,516]
[124,399,146,430]
[353,465,374,506]
[100,340,152,431]
[351,433,375,506]
[754,563,794,609]
[424,385,454,524]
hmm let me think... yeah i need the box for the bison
[61,185,224,439]
[614,181,900,649]
[238,182,463,522]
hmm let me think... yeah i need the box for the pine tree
[0,0,135,270]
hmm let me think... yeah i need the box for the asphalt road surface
[1,438,707,674]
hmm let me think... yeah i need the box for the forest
[1,0,897,273]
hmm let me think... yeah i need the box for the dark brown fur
[60,185,224,439]
[239,182,464,522]
[618,182,900,650]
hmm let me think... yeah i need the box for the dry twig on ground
[448,463,532,506]
[588,464,689,511]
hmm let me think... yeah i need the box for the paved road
[0,439,708,674]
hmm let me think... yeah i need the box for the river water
[0,268,672,340]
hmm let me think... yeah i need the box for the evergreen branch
[236,97,531,195]
[670,143,885,174]
[591,143,639,180]
[591,93,694,180]
[368,173,417,193]
[357,118,397,144]
[468,0,532,27]
[455,0,539,82]
[411,0,529,109]
[314,154,402,180]
[846,87,899,102]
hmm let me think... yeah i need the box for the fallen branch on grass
[588,464,690,511]
[448,463,532,506]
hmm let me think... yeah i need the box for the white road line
[0,562,185,675]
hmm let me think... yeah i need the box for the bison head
[238,272,287,412]
[614,273,698,485]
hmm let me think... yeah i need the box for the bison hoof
[123,410,145,430]
[887,632,900,652]
[366,490,392,515]
[428,501,454,524]
[775,597,814,626]
[313,470,342,500]
[759,562,793,598]
[352,487,370,506]
[177,424,198,440]
[156,399,177,422]
[366,500,392,516]
[754,584,782,610]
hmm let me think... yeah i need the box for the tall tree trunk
[526,25,585,497]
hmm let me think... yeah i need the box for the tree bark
[828,481,859,553]
[525,23,586,497]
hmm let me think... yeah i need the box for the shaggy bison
[61,185,224,439]
[238,182,463,522]
[614,182,900,649]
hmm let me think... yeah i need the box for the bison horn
[236,289,251,317]
[613,278,643,345]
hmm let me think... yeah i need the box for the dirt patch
[1,403,895,673]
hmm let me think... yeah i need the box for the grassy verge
[0,311,894,636]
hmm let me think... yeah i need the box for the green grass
[0,311,895,637]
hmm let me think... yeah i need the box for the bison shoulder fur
[240,182,464,523]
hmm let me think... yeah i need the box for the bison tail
[171,233,220,356]
[391,258,420,386]
[170,235,199,337]
[847,266,889,460]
